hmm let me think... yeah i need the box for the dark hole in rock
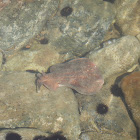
[2,56,6,64]
[103,0,115,3]
[114,23,123,36]
[96,103,108,115]
[72,89,78,94]
[0,51,6,64]
[46,133,67,140]
[26,70,39,73]
[138,57,140,65]
[40,38,49,44]
[110,84,123,97]
[60,6,73,17]
[6,132,22,140]
[33,135,47,140]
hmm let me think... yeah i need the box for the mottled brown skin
[37,72,59,91]
[36,58,104,95]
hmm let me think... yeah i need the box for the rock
[0,0,115,56]
[2,42,61,72]
[115,0,140,36]
[0,0,11,12]
[102,22,121,43]
[88,35,140,79]
[75,73,137,140]
[80,131,136,140]
[46,0,115,56]
[0,71,80,139]
[120,71,140,129]
[2,0,117,72]
[0,0,59,52]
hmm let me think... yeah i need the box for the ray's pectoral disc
[36,58,104,95]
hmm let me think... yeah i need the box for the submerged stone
[120,71,140,129]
